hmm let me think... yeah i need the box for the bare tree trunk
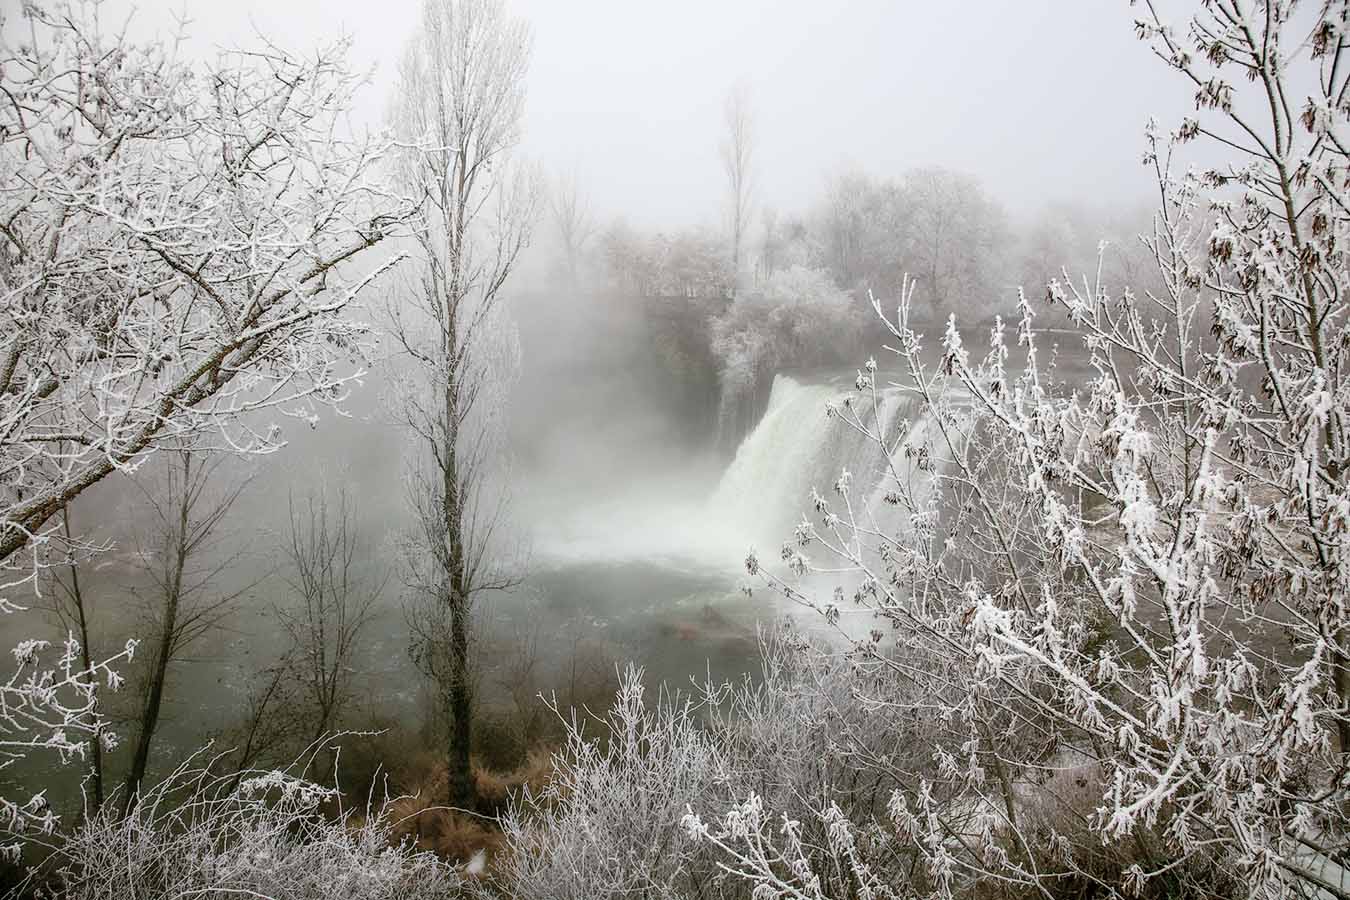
[122,618,173,811]
[448,590,473,808]
[444,375,475,809]
[123,497,188,813]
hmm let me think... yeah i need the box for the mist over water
[2,279,965,796]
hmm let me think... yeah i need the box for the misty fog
[5,0,1347,896]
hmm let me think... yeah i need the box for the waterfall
[709,373,931,548]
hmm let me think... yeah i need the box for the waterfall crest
[709,373,930,547]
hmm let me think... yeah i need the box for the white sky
[97,0,1191,227]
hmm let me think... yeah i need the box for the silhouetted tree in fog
[122,452,252,812]
[277,487,380,777]
[721,82,756,292]
[550,169,596,291]
[220,486,382,782]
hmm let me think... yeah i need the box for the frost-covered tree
[712,266,865,447]
[900,166,1007,323]
[0,4,405,591]
[387,0,537,812]
[687,1,1350,897]
[813,169,906,295]
[598,222,731,298]
[0,1,403,838]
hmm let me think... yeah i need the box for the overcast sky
[103,0,1190,227]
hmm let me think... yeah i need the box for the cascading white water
[709,373,933,549]
[710,376,835,542]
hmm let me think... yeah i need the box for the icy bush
[42,750,465,900]
[494,635,938,899]
[713,266,866,443]
[493,664,731,898]
[0,634,135,848]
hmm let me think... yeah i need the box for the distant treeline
[532,164,1162,452]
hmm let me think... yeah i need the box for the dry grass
[385,797,502,865]
[474,749,553,812]
[381,748,555,866]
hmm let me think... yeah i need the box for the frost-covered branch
[0,2,410,597]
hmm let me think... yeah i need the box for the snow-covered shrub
[699,3,1350,898]
[493,634,937,898]
[713,268,865,376]
[493,664,731,898]
[0,634,135,848]
[41,750,465,900]
[686,629,934,898]
[712,266,866,445]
